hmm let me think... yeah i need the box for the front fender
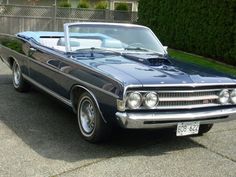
[70,84,119,124]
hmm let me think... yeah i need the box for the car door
[27,41,68,97]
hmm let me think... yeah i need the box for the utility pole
[108,0,111,21]
[53,0,57,31]
[108,0,111,10]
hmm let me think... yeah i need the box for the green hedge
[138,0,236,66]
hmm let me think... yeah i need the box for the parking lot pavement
[0,61,236,177]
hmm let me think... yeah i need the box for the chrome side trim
[70,85,107,123]
[22,74,72,107]
[116,108,236,129]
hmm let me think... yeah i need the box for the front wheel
[12,61,30,92]
[198,124,213,135]
[77,92,111,143]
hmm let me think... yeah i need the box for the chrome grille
[157,89,221,109]
[125,88,234,110]
[158,90,219,98]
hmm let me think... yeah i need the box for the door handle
[29,47,37,52]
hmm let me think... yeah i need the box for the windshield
[66,24,165,54]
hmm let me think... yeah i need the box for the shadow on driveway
[0,74,12,84]
[0,75,198,163]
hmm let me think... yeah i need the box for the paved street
[0,61,236,177]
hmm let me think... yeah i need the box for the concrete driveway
[0,61,236,177]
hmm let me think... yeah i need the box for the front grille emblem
[203,100,210,104]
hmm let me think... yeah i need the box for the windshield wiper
[68,47,121,58]
[75,47,120,54]
[124,47,165,57]
[124,47,150,52]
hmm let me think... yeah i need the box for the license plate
[176,122,200,136]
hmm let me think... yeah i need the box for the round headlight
[230,89,236,104]
[144,92,159,108]
[127,92,142,109]
[218,89,230,104]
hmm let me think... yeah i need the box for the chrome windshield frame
[63,22,167,54]
[64,23,70,52]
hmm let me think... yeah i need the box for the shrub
[95,1,108,10]
[115,3,128,11]
[138,0,236,66]
[78,0,89,9]
[58,0,71,8]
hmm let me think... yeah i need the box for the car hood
[77,55,236,86]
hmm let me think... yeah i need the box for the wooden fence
[0,4,138,34]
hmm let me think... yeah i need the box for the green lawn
[168,49,236,77]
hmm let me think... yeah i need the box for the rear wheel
[12,61,30,92]
[77,92,111,143]
[198,124,213,135]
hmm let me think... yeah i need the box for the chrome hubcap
[79,99,95,134]
[13,63,20,86]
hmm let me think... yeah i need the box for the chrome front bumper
[116,108,236,129]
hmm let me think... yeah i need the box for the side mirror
[163,46,168,52]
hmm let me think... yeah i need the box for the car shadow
[0,80,199,163]
[0,74,12,84]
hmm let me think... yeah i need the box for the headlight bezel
[218,89,230,104]
[125,91,160,110]
[143,92,159,108]
[126,91,143,109]
[230,89,236,104]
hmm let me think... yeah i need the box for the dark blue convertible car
[0,22,236,142]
